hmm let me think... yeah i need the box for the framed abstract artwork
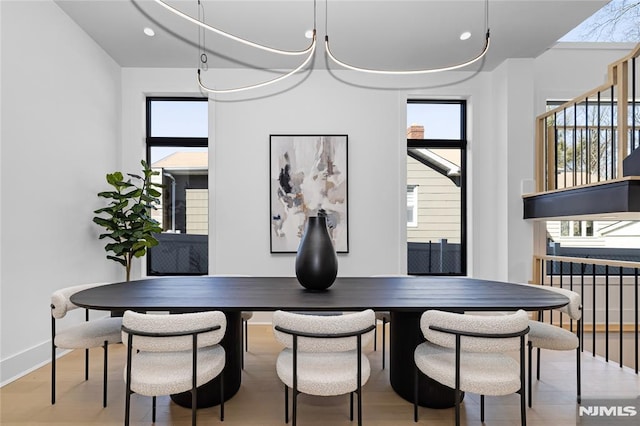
[270,134,349,253]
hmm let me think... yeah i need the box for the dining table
[70,275,569,409]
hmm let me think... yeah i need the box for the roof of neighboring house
[152,151,208,170]
[408,148,461,187]
[598,220,640,236]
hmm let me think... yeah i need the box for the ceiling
[54,0,609,71]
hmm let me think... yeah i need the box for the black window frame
[407,99,468,276]
[145,96,209,276]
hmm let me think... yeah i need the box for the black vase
[295,215,338,291]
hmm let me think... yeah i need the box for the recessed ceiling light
[460,31,471,41]
[144,27,155,37]
[304,29,314,39]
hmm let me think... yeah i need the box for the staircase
[523,43,640,220]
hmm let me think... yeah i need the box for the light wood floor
[1,325,638,425]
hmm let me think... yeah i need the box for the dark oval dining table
[71,275,568,409]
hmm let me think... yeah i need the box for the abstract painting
[270,135,348,253]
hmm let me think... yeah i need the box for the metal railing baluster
[620,266,624,368]
[605,265,610,362]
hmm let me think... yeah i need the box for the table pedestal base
[170,311,242,408]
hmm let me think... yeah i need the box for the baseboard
[0,340,69,387]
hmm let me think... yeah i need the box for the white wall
[0,0,122,384]
[211,70,404,277]
[122,68,506,281]
[491,59,536,283]
[534,43,637,114]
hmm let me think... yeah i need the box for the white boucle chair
[414,310,530,426]
[122,310,226,426]
[527,285,582,407]
[272,309,376,426]
[50,282,123,407]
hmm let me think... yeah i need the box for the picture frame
[269,134,349,253]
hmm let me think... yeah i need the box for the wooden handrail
[533,254,640,270]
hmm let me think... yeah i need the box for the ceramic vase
[295,213,338,291]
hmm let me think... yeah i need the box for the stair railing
[532,254,639,374]
[535,43,640,192]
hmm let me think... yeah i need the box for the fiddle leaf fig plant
[93,160,163,281]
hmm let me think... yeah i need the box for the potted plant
[93,160,163,281]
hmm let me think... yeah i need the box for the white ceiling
[54,0,609,71]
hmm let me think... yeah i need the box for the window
[407,100,467,275]
[146,97,209,275]
[559,0,640,43]
[407,185,418,227]
[560,220,594,237]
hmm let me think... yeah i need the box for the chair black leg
[454,389,461,426]
[220,370,225,421]
[520,334,527,426]
[124,390,132,426]
[536,347,541,380]
[521,388,527,426]
[382,318,387,369]
[125,340,133,426]
[480,395,485,422]
[152,396,157,423]
[192,387,196,426]
[414,365,419,422]
[284,385,289,424]
[528,341,533,408]
[576,346,581,403]
[244,319,249,352]
[350,392,354,421]
[85,348,89,381]
[51,342,56,405]
[374,321,378,351]
[292,388,298,426]
[240,317,246,370]
[103,341,108,407]
[357,390,363,426]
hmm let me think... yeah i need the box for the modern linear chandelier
[152,0,490,93]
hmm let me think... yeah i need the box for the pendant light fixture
[152,0,491,93]
[324,0,490,75]
[153,0,317,94]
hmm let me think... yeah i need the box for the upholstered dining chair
[208,274,252,369]
[121,310,226,426]
[527,285,582,406]
[414,309,530,426]
[50,282,123,407]
[272,309,376,426]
